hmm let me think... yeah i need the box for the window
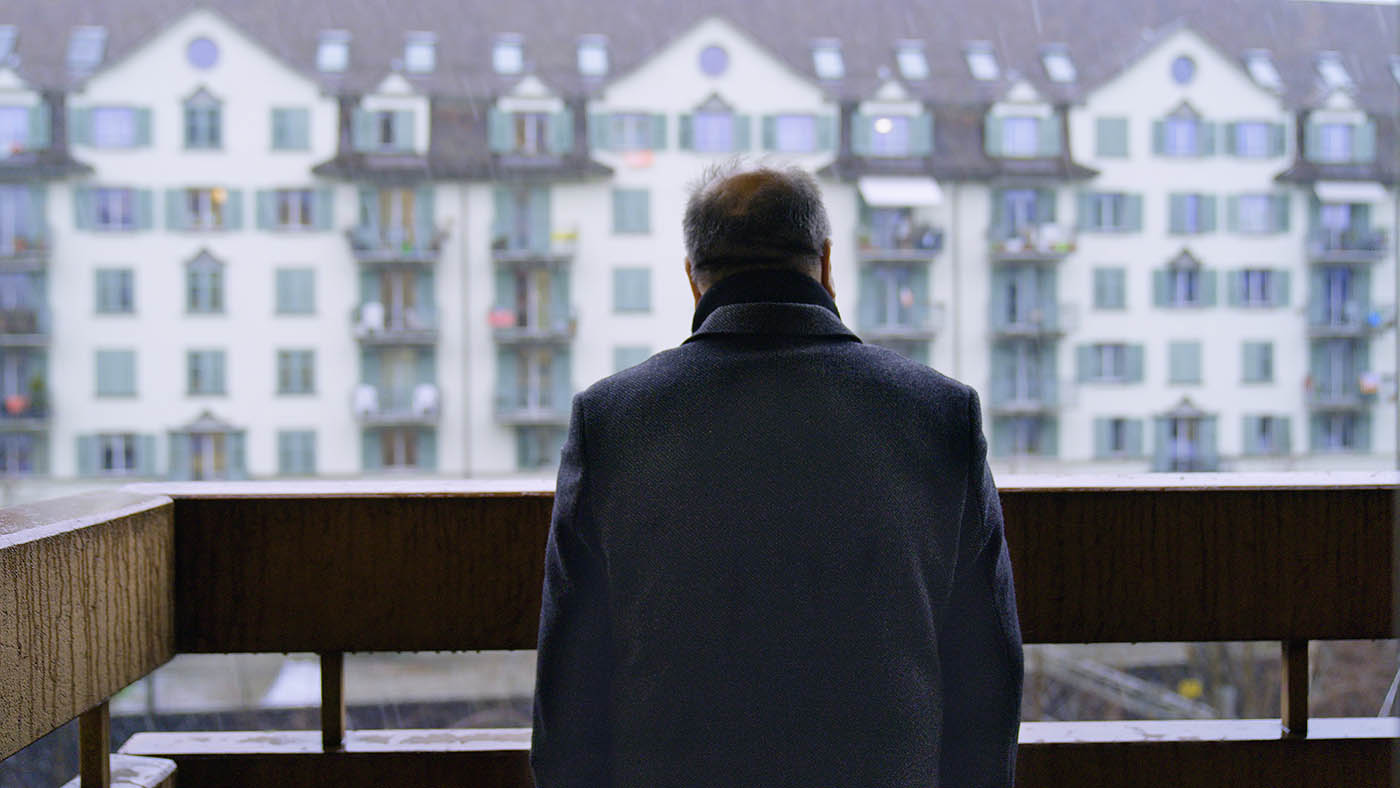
[91,107,140,148]
[277,349,315,395]
[1316,52,1352,90]
[692,111,734,152]
[613,267,651,313]
[178,187,238,230]
[186,252,224,313]
[186,37,219,70]
[403,32,436,74]
[93,188,137,230]
[1242,342,1274,383]
[270,108,310,150]
[493,35,523,74]
[1316,123,1353,163]
[276,268,315,315]
[1163,117,1199,156]
[1313,412,1366,452]
[1243,415,1287,456]
[1094,417,1143,458]
[96,434,140,474]
[1001,117,1038,157]
[316,30,349,73]
[1155,255,1217,307]
[993,416,1055,457]
[517,427,564,470]
[1078,342,1144,383]
[609,113,663,151]
[353,109,414,153]
[1096,117,1128,157]
[613,346,652,372]
[0,186,35,253]
[95,349,136,397]
[1170,55,1196,84]
[1168,194,1215,234]
[1244,50,1282,91]
[869,115,910,157]
[1165,268,1200,306]
[273,189,315,229]
[896,41,928,80]
[278,430,317,476]
[1230,194,1287,234]
[0,106,26,152]
[772,115,817,152]
[1080,192,1142,233]
[965,42,999,81]
[1232,122,1271,158]
[611,189,650,234]
[96,268,134,314]
[1095,344,1126,381]
[0,26,15,64]
[183,90,222,149]
[1234,269,1283,307]
[186,350,226,395]
[1041,46,1076,83]
[812,40,843,80]
[698,46,729,77]
[67,26,106,74]
[577,35,608,77]
[1168,341,1202,384]
[1093,268,1126,310]
[0,434,38,475]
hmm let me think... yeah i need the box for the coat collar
[684,268,861,343]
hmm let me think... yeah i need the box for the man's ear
[685,259,702,305]
[819,239,835,299]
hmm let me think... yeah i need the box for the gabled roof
[2,0,1396,112]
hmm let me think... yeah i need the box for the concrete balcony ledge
[991,225,1076,262]
[353,384,440,426]
[491,319,577,344]
[490,242,577,266]
[345,228,446,264]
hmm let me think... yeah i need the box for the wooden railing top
[0,488,172,544]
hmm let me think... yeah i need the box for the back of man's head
[683,162,832,289]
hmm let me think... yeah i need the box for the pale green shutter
[678,114,693,150]
[27,103,51,148]
[588,113,611,151]
[73,187,95,230]
[649,114,667,150]
[1200,269,1218,306]
[359,187,379,237]
[1152,120,1165,154]
[414,184,435,247]
[225,189,243,230]
[733,114,751,151]
[910,113,933,155]
[313,187,333,230]
[1225,196,1239,232]
[352,109,376,151]
[496,350,518,411]
[1076,345,1095,382]
[169,434,191,480]
[1270,124,1286,157]
[1040,418,1059,457]
[492,188,513,248]
[816,115,835,150]
[393,111,414,152]
[1272,194,1290,232]
[1200,196,1217,232]
[549,109,574,154]
[1076,191,1095,231]
[69,107,92,146]
[983,116,1002,157]
[1354,120,1376,163]
[1096,117,1127,157]
[1036,189,1056,223]
[1223,123,1238,155]
[1199,122,1216,156]
[1227,270,1244,306]
[132,108,151,146]
[528,187,549,251]
[761,116,776,150]
[1277,417,1292,454]
[552,352,572,413]
[165,189,184,230]
[135,190,154,230]
[1169,194,1186,234]
[139,435,157,476]
[1037,115,1061,156]
[1153,270,1169,306]
[416,348,435,386]
[1304,123,1321,161]
[1242,415,1259,454]
[1169,341,1201,384]
[362,430,382,471]
[228,431,246,480]
[1093,419,1111,459]
[487,108,512,152]
[1200,417,1219,470]
[1125,420,1144,457]
[851,114,872,155]
[1273,270,1290,307]
[1124,195,1143,232]
[256,191,275,230]
[1125,345,1145,383]
[418,429,437,471]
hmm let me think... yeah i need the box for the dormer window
[1002,117,1038,156]
[353,107,414,153]
[67,26,106,75]
[896,41,928,81]
[184,89,222,150]
[965,42,999,81]
[1041,45,1076,83]
[986,113,1060,158]
[812,40,844,80]
[1244,50,1281,91]
[870,116,910,156]
[681,97,745,153]
[1317,52,1352,90]
[403,32,436,74]
[494,35,524,75]
[317,31,350,73]
[1391,55,1400,87]
[0,26,16,65]
[1155,105,1212,157]
[578,35,608,77]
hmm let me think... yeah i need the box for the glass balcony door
[379,269,420,329]
[1167,417,1200,471]
[0,351,33,398]
[1322,267,1353,325]
[378,188,416,247]
[1001,189,1038,238]
[380,427,420,468]
[189,432,228,481]
[0,186,33,255]
[514,348,554,410]
[513,269,554,329]
[1012,341,1043,402]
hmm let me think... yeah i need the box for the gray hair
[682,160,832,286]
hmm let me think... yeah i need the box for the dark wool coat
[532,269,1023,787]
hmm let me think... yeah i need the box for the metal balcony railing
[855,225,944,261]
[0,306,49,344]
[351,383,440,425]
[991,302,1078,337]
[490,229,578,265]
[990,224,1076,262]
[1307,302,1395,337]
[489,307,578,343]
[351,303,439,345]
[494,394,570,425]
[860,303,945,341]
[0,232,48,268]
[2,476,1396,787]
[1306,228,1388,262]
[345,226,447,264]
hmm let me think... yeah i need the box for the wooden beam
[0,490,175,761]
[1282,640,1309,737]
[320,652,345,751]
[79,702,110,788]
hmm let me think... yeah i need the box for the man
[532,163,1022,787]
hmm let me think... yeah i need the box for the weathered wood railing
[2,474,1396,787]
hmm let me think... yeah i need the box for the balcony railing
[989,379,1073,414]
[489,307,578,344]
[2,476,1393,786]
[345,226,447,264]
[495,395,570,425]
[1305,378,1375,411]
[860,303,945,341]
[490,230,578,265]
[351,303,439,345]
[991,224,1076,262]
[1307,228,1388,263]
[0,306,49,345]
[1307,302,1395,337]
[0,390,48,424]
[991,302,1078,337]
[352,383,440,425]
[855,225,944,261]
[0,233,48,269]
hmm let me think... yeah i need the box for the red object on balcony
[5,394,28,414]
[488,308,517,328]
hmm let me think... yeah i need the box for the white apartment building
[0,0,1393,502]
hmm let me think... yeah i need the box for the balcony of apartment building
[1307,226,1388,264]
[0,301,48,346]
[6,476,1390,786]
[860,302,945,343]
[490,267,577,345]
[346,186,446,265]
[0,187,48,271]
[854,191,944,263]
[991,301,1076,338]
[0,351,48,429]
[496,348,571,426]
[990,186,1076,263]
[858,264,943,343]
[1305,336,1375,411]
[988,376,1068,415]
[1152,402,1220,473]
[1305,376,1375,412]
[1306,298,1395,339]
[352,302,438,346]
[490,226,577,266]
[352,382,440,427]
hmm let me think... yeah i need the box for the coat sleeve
[531,395,613,786]
[938,388,1024,787]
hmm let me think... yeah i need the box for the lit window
[68,26,106,74]
[965,43,999,81]
[404,32,436,74]
[1041,45,1076,83]
[578,35,608,77]
[184,188,230,230]
[896,41,928,81]
[869,115,909,157]
[1244,50,1282,91]
[1002,116,1038,157]
[317,30,349,73]
[812,40,843,80]
[0,26,16,64]
[1317,52,1352,90]
[494,35,524,75]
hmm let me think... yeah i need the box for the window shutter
[73,187,94,230]
[68,107,92,146]
[1152,120,1165,154]
[851,114,872,156]
[1354,120,1376,163]
[1152,270,1168,306]
[225,189,243,230]
[415,348,435,386]
[1272,194,1290,232]
[418,428,437,471]
[1200,195,1217,232]
[988,190,1004,239]
[278,431,293,475]
[1124,344,1144,383]
[528,187,550,251]
[168,434,191,480]
[1277,416,1292,454]
[1039,418,1059,457]
[1095,117,1127,157]
[414,184,436,247]
[732,115,751,151]
[1242,342,1259,381]
[649,114,667,150]
[1124,195,1143,232]
[352,109,376,152]
[1200,416,1219,470]
[314,187,333,230]
[361,429,382,472]
[1242,416,1259,454]
[491,188,513,247]
[212,352,226,394]
[495,350,518,410]
[1036,189,1056,223]
[1270,123,1286,157]
[358,187,379,236]
[135,190,154,230]
[678,114,693,151]
[1110,269,1126,308]
[256,191,275,230]
[1223,123,1238,155]
[1199,122,1216,156]
[816,115,835,150]
[1076,345,1095,382]
[1122,419,1142,457]
[227,431,246,480]
[1225,196,1239,232]
[393,111,414,152]
[138,434,156,476]
[165,189,185,231]
[587,113,611,151]
[1200,269,1218,306]
[549,109,574,155]
[983,116,1002,157]
[548,269,570,326]
[1076,191,1094,231]
[1093,418,1111,458]
[1168,194,1186,234]
[360,347,381,387]
[552,352,572,413]
[487,108,512,153]
[1036,115,1061,156]
[911,113,933,156]
[1269,269,1289,307]
[1227,270,1244,306]
[1303,122,1321,161]
[27,103,51,149]
[130,108,151,146]
[761,116,776,150]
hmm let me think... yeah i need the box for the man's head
[682,161,834,300]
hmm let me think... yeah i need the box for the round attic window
[699,45,729,77]
[1170,55,1195,84]
[187,37,219,69]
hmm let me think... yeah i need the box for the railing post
[321,651,346,750]
[1282,639,1309,737]
[79,701,110,788]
